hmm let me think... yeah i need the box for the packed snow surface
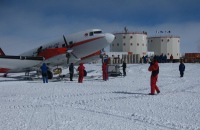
[0,63,200,130]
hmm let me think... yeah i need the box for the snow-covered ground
[0,63,200,130]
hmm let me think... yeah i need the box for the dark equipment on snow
[84,70,87,76]
[107,65,122,77]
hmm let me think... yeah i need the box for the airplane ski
[0,55,44,73]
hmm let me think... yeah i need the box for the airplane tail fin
[0,48,5,56]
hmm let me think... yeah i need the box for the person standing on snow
[102,62,108,81]
[41,63,48,83]
[122,61,127,76]
[170,54,173,63]
[77,62,85,83]
[164,54,167,63]
[148,59,160,95]
[69,63,74,81]
[179,60,185,77]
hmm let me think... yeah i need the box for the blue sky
[0,0,200,55]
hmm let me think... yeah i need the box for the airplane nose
[105,33,115,44]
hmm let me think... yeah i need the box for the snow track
[0,63,200,130]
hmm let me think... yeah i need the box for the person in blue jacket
[41,63,48,83]
[179,60,185,77]
[144,55,148,63]
[164,55,167,63]
[160,54,164,63]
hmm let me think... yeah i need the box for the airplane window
[94,31,102,34]
[69,41,73,45]
[89,32,94,36]
[62,44,66,47]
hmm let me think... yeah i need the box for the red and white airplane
[0,29,114,78]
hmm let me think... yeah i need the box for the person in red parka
[148,59,160,95]
[170,54,173,63]
[77,62,85,83]
[102,62,108,81]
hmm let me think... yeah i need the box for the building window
[130,43,133,46]
[123,43,126,46]
[130,36,133,39]
[167,53,169,55]
[167,39,170,42]
[112,44,114,46]
[142,43,144,46]
[117,43,119,46]
[177,53,179,56]
[178,40,179,42]
[137,43,139,46]
[151,40,153,42]
[123,36,126,39]
[162,39,163,42]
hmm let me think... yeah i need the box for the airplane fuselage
[0,29,114,74]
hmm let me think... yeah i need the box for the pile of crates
[185,53,200,63]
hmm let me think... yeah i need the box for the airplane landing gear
[4,73,7,77]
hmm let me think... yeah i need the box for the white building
[148,36,180,59]
[110,32,148,57]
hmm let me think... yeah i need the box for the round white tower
[110,32,147,57]
[148,36,180,59]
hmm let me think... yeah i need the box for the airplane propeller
[63,35,78,64]
[63,35,68,48]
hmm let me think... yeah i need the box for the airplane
[0,29,115,79]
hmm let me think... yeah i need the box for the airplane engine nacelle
[53,68,62,75]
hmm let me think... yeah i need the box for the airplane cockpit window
[89,32,94,36]
[62,44,66,47]
[69,41,73,45]
[94,31,102,34]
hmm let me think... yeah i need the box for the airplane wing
[0,56,44,73]
[0,48,71,74]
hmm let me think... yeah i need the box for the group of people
[69,61,126,83]
[40,58,185,96]
[143,54,174,63]
[102,61,127,81]
[68,62,86,83]
[40,61,127,83]
[40,62,86,83]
